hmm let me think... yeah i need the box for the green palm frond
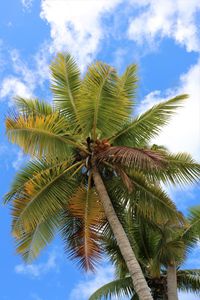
[177,269,200,293]
[6,112,85,157]
[16,211,60,262]
[14,97,53,116]
[162,153,200,185]
[50,53,81,125]
[89,277,134,300]
[126,172,181,223]
[132,220,161,271]
[109,94,188,146]
[187,206,200,235]
[132,152,200,186]
[10,158,81,236]
[61,185,105,271]
[120,64,137,103]
[181,206,200,250]
[78,62,130,139]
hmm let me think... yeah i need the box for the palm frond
[128,172,181,224]
[6,112,85,157]
[96,146,165,170]
[134,152,200,186]
[115,64,138,117]
[120,64,137,103]
[14,97,53,116]
[187,206,200,234]
[4,156,74,203]
[181,206,200,249]
[16,211,60,262]
[177,269,200,293]
[78,62,130,139]
[89,277,134,300]
[10,158,81,236]
[109,94,188,146]
[61,185,105,271]
[50,53,81,125]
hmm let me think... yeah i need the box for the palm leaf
[89,277,134,300]
[115,64,138,117]
[104,175,178,225]
[120,64,137,103]
[50,53,81,125]
[14,97,53,116]
[188,206,200,235]
[144,152,200,186]
[177,269,200,293]
[10,158,81,236]
[126,172,181,223]
[16,211,60,262]
[109,94,188,146]
[61,185,105,271]
[96,146,165,170]
[6,112,85,157]
[78,62,130,139]
[181,206,200,249]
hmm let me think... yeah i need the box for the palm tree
[89,207,200,300]
[5,53,200,300]
[89,269,200,300]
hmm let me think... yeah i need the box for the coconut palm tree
[89,269,200,300]
[89,207,200,300]
[4,53,200,300]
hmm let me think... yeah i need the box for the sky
[0,1,200,299]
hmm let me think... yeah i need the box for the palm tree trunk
[92,166,153,300]
[167,265,179,300]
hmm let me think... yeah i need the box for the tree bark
[167,265,179,300]
[93,166,153,300]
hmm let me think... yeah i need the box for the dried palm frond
[96,146,166,170]
[62,185,105,271]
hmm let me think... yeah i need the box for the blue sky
[0,1,200,299]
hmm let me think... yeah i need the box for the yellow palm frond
[6,112,85,157]
[63,185,105,271]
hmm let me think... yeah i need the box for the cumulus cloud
[128,0,200,52]
[0,46,51,105]
[0,77,33,103]
[69,266,114,300]
[15,251,58,278]
[138,60,200,160]
[40,0,122,70]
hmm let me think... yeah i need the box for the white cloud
[40,0,122,70]
[138,60,200,160]
[69,266,114,300]
[0,77,33,103]
[0,46,51,105]
[15,251,58,278]
[10,47,50,89]
[128,0,200,52]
